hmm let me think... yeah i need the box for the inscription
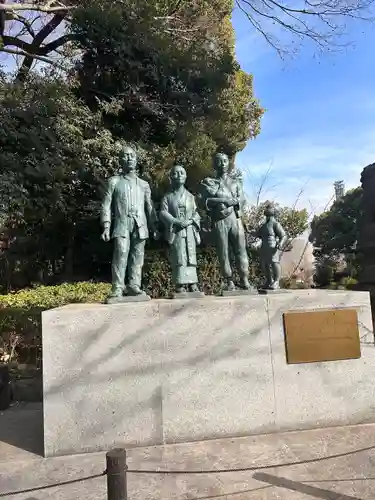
[283,308,361,364]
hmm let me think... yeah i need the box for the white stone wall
[43,290,374,457]
[280,237,315,283]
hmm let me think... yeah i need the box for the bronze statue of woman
[159,165,203,296]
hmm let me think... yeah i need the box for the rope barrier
[2,443,375,498]
[123,443,375,474]
[0,471,107,498]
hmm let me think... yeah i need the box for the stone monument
[159,165,203,298]
[358,163,375,302]
[200,153,254,294]
[43,289,375,457]
[41,156,375,459]
[256,203,287,291]
[101,145,157,303]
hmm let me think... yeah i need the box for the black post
[106,448,127,500]
[0,364,11,411]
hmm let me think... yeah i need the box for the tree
[309,187,363,282]
[0,1,262,288]
[1,0,373,82]
[310,187,363,260]
[0,74,118,284]
[245,200,309,248]
[68,0,262,191]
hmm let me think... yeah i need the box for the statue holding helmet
[200,152,253,293]
[100,146,288,299]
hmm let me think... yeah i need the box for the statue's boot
[175,286,187,294]
[108,287,123,298]
[239,276,253,290]
[223,279,236,291]
[269,281,280,290]
[127,285,146,296]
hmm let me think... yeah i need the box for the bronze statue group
[101,146,287,303]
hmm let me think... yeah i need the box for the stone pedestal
[359,164,375,287]
[42,290,375,457]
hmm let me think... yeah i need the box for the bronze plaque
[283,308,361,364]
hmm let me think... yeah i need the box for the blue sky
[232,7,375,215]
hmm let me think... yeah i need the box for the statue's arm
[251,225,261,239]
[248,225,262,248]
[100,177,117,230]
[159,196,176,227]
[191,196,201,229]
[275,222,287,248]
[200,179,233,208]
[236,179,245,210]
[144,182,157,230]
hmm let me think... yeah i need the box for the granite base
[105,294,151,304]
[42,290,375,457]
[220,289,259,296]
[172,291,205,299]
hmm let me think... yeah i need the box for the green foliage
[70,0,263,185]
[313,257,336,287]
[0,246,261,366]
[0,75,119,285]
[0,0,263,289]
[310,188,363,259]
[0,282,111,367]
[0,282,111,310]
[279,277,310,289]
[310,187,363,284]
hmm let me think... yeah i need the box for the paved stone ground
[1,403,375,499]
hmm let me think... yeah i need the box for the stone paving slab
[1,403,375,499]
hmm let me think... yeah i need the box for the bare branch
[0,2,73,13]
[11,13,39,37]
[3,35,34,52]
[255,162,273,206]
[237,0,375,54]
[13,12,66,81]
[42,33,77,53]
[3,33,76,55]
[0,47,66,68]
[236,0,287,56]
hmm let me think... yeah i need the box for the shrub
[0,282,112,367]
[0,246,262,367]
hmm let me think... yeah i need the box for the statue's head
[264,203,276,219]
[169,164,187,187]
[213,153,229,176]
[119,145,137,173]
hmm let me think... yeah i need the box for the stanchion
[0,364,11,411]
[106,448,127,500]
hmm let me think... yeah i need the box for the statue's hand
[101,228,110,242]
[226,198,238,207]
[175,220,188,229]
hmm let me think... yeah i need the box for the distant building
[334,180,345,201]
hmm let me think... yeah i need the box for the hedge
[0,247,261,367]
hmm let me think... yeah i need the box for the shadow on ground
[0,402,43,456]
[254,472,362,500]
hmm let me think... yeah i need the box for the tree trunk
[64,224,75,281]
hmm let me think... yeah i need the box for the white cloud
[236,128,375,214]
